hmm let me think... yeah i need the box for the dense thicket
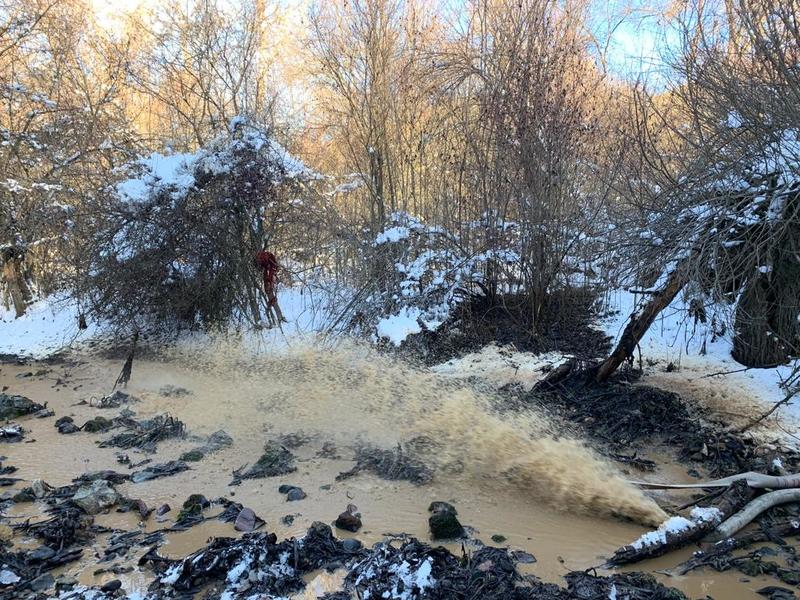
[0,0,797,388]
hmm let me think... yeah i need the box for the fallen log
[706,489,800,542]
[675,519,800,575]
[630,471,800,491]
[596,261,690,383]
[607,481,753,566]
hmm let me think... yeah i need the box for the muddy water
[0,341,777,598]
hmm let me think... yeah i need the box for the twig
[739,389,797,433]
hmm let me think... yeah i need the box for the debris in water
[179,429,232,462]
[81,415,113,432]
[175,494,211,527]
[231,441,296,485]
[99,413,185,451]
[0,425,24,442]
[92,390,137,408]
[130,460,189,483]
[159,384,193,397]
[336,443,433,485]
[141,522,364,597]
[0,393,44,419]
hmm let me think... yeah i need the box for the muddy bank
[0,347,789,598]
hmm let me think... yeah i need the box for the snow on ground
[600,288,800,430]
[0,285,331,359]
[0,296,95,358]
[431,344,570,391]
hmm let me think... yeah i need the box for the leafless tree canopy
[0,0,797,385]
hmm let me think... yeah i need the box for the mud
[0,344,789,598]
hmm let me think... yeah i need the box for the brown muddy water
[0,340,779,598]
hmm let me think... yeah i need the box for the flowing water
[0,339,777,598]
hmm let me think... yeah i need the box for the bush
[73,120,312,330]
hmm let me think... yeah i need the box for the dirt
[0,349,790,598]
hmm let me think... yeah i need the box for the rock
[428,501,465,540]
[0,393,43,419]
[491,534,507,544]
[55,416,80,434]
[278,484,296,494]
[180,449,204,461]
[55,574,78,590]
[81,416,113,432]
[29,573,55,592]
[31,478,52,499]
[335,505,362,532]
[28,545,56,561]
[176,494,210,523]
[428,501,457,515]
[511,550,536,564]
[180,430,232,462]
[234,507,258,532]
[71,480,119,514]
[287,487,307,502]
[156,503,171,516]
[757,587,797,600]
[100,579,122,592]
[34,408,54,418]
[281,514,295,526]
[341,538,362,552]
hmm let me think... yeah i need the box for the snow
[0,569,19,584]
[0,296,96,358]
[629,507,721,550]
[600,288,799,429]
[375,226,411,245]
[0,282,330,360]
[376,307,423,345]
[115,119,314,205]
[432,344,570,391]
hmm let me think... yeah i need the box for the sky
[89,0,672,82]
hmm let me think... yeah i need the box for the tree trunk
[608,480,754,566]
[1,247,32,318]
[596,263,689,383]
